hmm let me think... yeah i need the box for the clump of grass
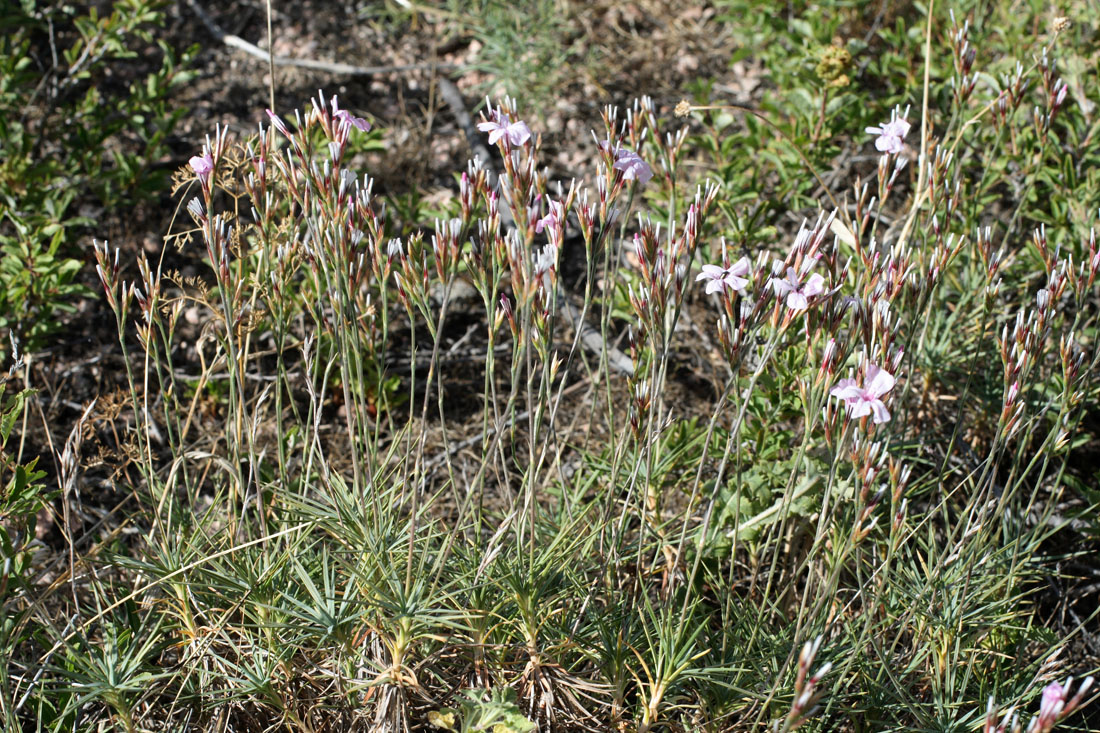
[6,4,1100,732]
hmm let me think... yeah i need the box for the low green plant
[9,2,1100,732]
[429,687,535,732]
[0,362,48,731]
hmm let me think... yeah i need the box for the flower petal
[787,292,809,310]
[865,364,896,397]
[189,154,213,177]
[847,400,872,418]
[771,278,794,296]
[506,121,532,145]
[803,273,826,297]
[830,381,861,400]
[724,274,748,292]
[728,256,751,277]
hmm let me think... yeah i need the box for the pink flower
[612,147,653,185]
[189,153,214,183]
[331,96,371,132]
[771,266,826,310]
[866,109,911,154]
[696,257,750,294]
[478,109,532,146]
[1038,682,1065,729]
[535,199,565,237]
[830,364,896,424]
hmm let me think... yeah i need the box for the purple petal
[338,111,371,131]
[870,400,891,423]
[189,154,213,177]
[613,149,653,184]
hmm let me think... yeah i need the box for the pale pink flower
[331,96,371,132]
[771,266,826,310]
[478,109,532,146]
[535,199,565,237]
[866,109,911,154]
[189,153,214,183]
[612,147,653,184]
[830,364,896,424]
[696,257,750,294]
[1037,682,1065,730]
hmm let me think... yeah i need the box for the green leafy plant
[429,687,535,732]
[0,371,48,731]
[0,0,195,355]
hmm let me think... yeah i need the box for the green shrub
[0,0,195,356]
